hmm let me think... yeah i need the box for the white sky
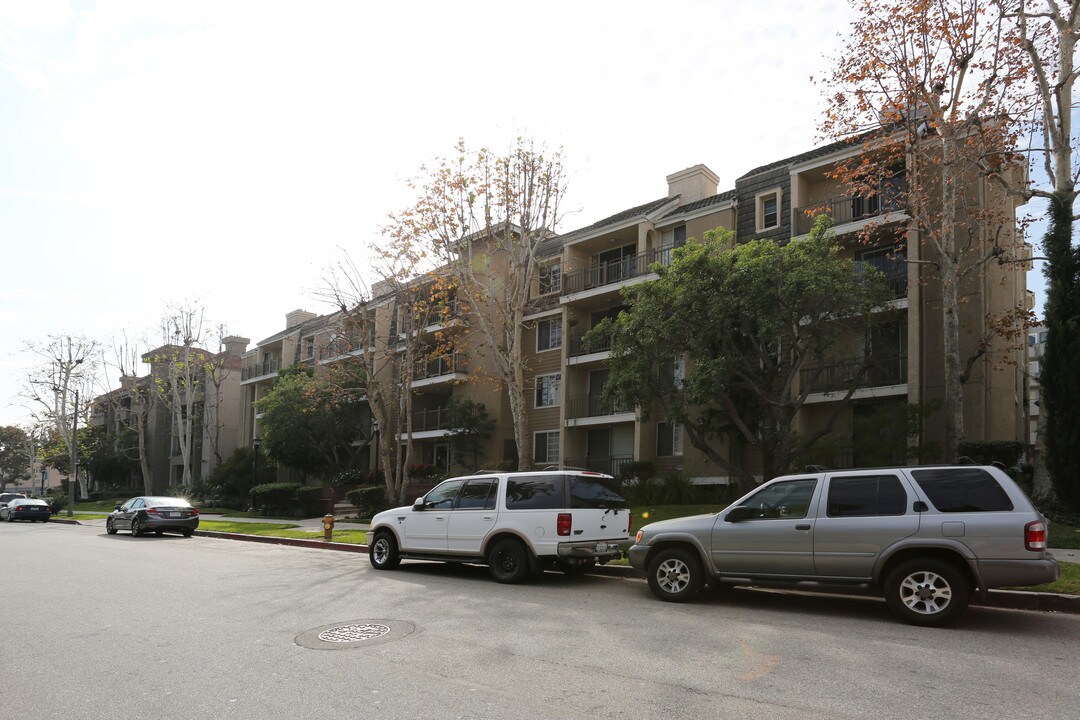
[0,0,1049,427]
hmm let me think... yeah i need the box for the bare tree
[110,336,156,494]
[389,137,566,470]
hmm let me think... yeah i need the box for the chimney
[221,335,249,357]
[666,164,719,204]
[285,309,317,328]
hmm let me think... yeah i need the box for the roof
[256,312,332,346]
[659,189,737,220]
[559,196,675,242]
[737,137,855,180]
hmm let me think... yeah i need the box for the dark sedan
[107,496,199,537]
[1,498,51,522]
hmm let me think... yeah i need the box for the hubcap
[899,570,952,615]
[498,550,517,572]
[657,558,690,594]
[373,539,389,563]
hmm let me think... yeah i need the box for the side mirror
[413,497,425,510]
[114,504,122,511]
[725,505,751,523]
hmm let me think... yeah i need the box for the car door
[403,480,464,553]
[812,472,919,580]
[446,478,499,554]
[710,478,820,577]
[125,498,145,528]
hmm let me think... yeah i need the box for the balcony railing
[800,354,908,394]
[562,248,672,296]
[411,406,449,433]
[794,183,906,235]
[420,299,460,328]
[567,331,614,358]
[319,334,364,360]
[566,395,633,419]
[564,455,634,477]
[414,353,466,381]
[241,357,280,380]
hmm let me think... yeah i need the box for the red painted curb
[195,529,368,553]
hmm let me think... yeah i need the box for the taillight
[628,511,633,533]
[15,505,25,511]
[557,512,571,536]
[189,508,199,516]
[146,507,161,515]
[1025,520,1047,551]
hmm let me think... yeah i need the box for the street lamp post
[249,437,261,513]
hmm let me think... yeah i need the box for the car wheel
[155,530,164,536]
[884,558,970,627]
[646,547,704,602]
[130,517,142,537]
[369,532,401,570]
[488,538,531,584]
[182,529,194,538]
[556,559,596,576]
[106,518,117,535]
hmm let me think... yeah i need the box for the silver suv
[628,465,1059,626]
[368,470,631,584]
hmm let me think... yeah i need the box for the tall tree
[597,221,893,490]
[0,426,31,491]
[1001,0,1080,506]
[390,137,566,470]
[821,0,1032,459]
[445,397,496,472]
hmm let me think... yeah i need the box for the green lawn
[1008,560,1080,595]
[1049,520,1080,549]
[196,519,367,545]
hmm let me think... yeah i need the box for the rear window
[145,497,192,507]
[910,468,1014,513]
[505,475,565,510]
[569,475,628,509]
[827,475,907,517]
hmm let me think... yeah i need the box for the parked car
[0,492,28,506]
[628,465,1059,626]
[1,497,51,522]
[106,496,200,537]
[368,470,632,583]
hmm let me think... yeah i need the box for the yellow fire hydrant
[323,513,335,542]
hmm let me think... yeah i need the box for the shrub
[295,485,329,517]
[956,441,1026,468]
[251,482,301,516]
[46,493,67,514]
[618,460,656,483]
[346,486,390,517]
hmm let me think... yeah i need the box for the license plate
[595,542,610,553]
[168,512,180,518]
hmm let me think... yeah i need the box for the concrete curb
[55,519,1080,614]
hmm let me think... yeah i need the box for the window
[659,226,686,264]
[421,479,465,510]
[506,475,565,510]
[569,475,629,509]
[910,468,1013,512]
[539,262,561,295]
[304,337,315,359]
[535,373,560,408]
[756,189,781,231]
[533,430,560,465]
[455,478,497,510]
[659,355,685,391]
[827,475,907,517]
[741,479,818,519]
[536,318,562,352]
[656,422,684,457]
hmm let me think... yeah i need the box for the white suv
[368,470,632,583]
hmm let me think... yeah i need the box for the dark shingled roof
[660,189,737,220]
[737,137,856,180]
[560,196,675,241]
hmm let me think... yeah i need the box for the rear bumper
[977,553,1059,588]
[557,539,624,561]
[144,517,200,531]
[9,511,51,521]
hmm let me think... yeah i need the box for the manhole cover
[317,623,390,643]
[295,619,414,650]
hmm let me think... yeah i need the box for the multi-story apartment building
[227,136,1031,487]
[1026,321,1047,450]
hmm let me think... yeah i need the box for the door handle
[795,524,811,531]
[435,517,445,521]
[483,516,493,521]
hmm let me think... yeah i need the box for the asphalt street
[2,520,1078,720]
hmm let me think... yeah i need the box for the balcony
[412,353,467,388]
[241,357,280,381]
[565,395,634,421]
[420,299,461,329]
[794,185,906,236]
[564,455,634,477]
[567,331,614,358]
[319,334,363,360]
[562,248,671,297]
[800,354,908,395]
[410,406,449,433]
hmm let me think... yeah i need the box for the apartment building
[1027,321,1047,450]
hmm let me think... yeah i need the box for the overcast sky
[0,0,1049,427]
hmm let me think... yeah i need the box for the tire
[130,517,143,537]
[556,559,596,576]
[488,538,531,584]
[884,558,971,627]
[155,530,164,536]
[646,547,704,602]
[106,518,117,535]
[182,529,194,538]
[369,532,401,570]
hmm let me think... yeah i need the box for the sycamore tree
[255,366,369,483]
[389,137,566,470]
[596,220,893,490]
[1000,0,1080,507]
[0,426,31,491]
[821,0,1034,459]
